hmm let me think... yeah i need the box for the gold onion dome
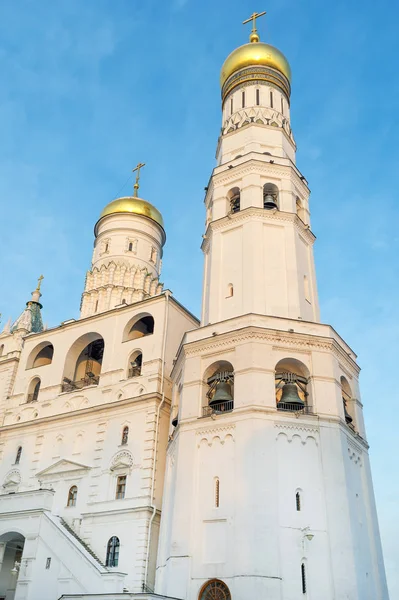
[220,41,291,88]
[98,196,164,229]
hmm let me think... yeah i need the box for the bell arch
[62,332,104,391]
[123,313,154,342]
[26,341,54,369]
[275,358,310,412]
[340,376,354,427]
[263,182,279,209]
[227,187,240,214]
[128,350,143,378]
[27,377,41,403]
[203,360,234,415]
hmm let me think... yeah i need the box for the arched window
[128,351,142,377]
[263,183,279,210]
[106,536,120,567]
[62,334,104,392]
[275,358,310,413]
[301,563,307,593]
[296,491,301,511]
[121,426,129,446]
[15,446,22,465]
[199,579,231,600]
[227,283,234,298]
[67,486,78,507]
[124,315,154,341]
[204,361,234,416]
[27,378,41,403]
[227,187,240,214]
[116,475,126,499]
[341,376,354,426]
[215,478,220,508]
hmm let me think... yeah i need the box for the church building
[0,13,389,600]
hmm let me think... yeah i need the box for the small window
[15,446,22,465]
[0,345,4,357]
[304,276,311,303]
[241,91,245,108]
[227,284,234,298]
[94,300,99,312]
[27,378,41,403]
[270,90,274,108]
[301,563,307,594]
[105,243,109,252]
[121,426,129,446]
[230,97,233,114]
[116,475,126,499]
[45,557,51,569]
[67,486,78,507]
[128,352,142,377]
[215,478,220,508]
[256,89,260,106]
[106,536,120,567]
[281,97,284,114]
[296,491,301,511]
[128,242,133,252]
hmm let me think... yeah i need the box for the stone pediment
[36,459,91,480]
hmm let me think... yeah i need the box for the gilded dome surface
[98,196,164,229]
[220,42,291,88]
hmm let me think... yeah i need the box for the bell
[263,192,278,210]
[343,399,353,424]
[279,381,304,409]
[209,381,233,406]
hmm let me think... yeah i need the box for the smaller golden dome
[97,196,164,231]
[221,42,291,88]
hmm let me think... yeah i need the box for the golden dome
[97,196,164,230]
[220,41,291,88]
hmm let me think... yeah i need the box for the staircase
[60,517,106,567]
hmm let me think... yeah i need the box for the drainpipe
[144,290,170,590]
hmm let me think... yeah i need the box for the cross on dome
[132,162,146,198]
[242,10,266,43]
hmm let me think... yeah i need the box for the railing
[202,400,234,417]
[277,403,314,415]
[128,366,142,378]
[61,374,99,393]
[27,393,39,403]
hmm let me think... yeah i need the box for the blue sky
[0,0,398,594]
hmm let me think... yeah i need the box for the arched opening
[227,187,240,214]
[105,536,120,567]
[67,486,78,507]
[121,426,129,446]
[0,532,25,598]
[15,446,22,465]
[263,183,279,210]
[227,283,234,298]
[27,377,41,403]
[203,361,234,416]
[341,376,354,427]
[62,333,104,392]
[128,351,142,378]
[296,491,301,511]
[296,197,306,222]
[27,342,54,369]
[301,562,307,593]
[199,579,231,600]
[123,314,154,342]
[275,358,310,413]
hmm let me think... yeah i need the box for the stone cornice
[202,208,315,252]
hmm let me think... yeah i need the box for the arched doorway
[0,532,25,600]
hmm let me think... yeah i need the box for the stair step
[60,518,106,567]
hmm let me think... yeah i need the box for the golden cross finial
[36,274,44,291]
[132,162,146,197]
[243,11,266,43]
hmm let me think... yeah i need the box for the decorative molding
[110,450,134,471]
[221,106,294,144]
[196,424,236,437]
[3,469,21,489]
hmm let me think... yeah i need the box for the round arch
[62,332,104,387]
[123,313,154,342]
[203,360,234,413]
[26,341,54,369]
[198,579,231,600]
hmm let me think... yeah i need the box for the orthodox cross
[36,274,44,291]
[243,11,266,42]
[132,162,146,197]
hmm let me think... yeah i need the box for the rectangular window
[116,475,126,499]
[256,89,260,106]
[230,97,233,114]
[281,97,284,114]
[242,91,245,108]
[301,563,307,593]
[270,90,274,108]
[45,557,51,569]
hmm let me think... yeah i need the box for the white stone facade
[0,27,389,600]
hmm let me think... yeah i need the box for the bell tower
[155,14,389,600]
[201,12,318,327]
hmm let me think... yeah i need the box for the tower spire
[132,162,146,197]
[243,10,266,43]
